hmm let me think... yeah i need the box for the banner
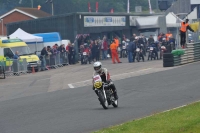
[84,16,126,27]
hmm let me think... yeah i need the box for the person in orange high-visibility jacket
[180,19,194,48]
[165,31,173,41]
[110,40,122,64]
[114,37,119,47]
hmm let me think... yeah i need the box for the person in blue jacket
[127,38,136,63]
[13,51,20,59]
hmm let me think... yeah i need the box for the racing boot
[113,91,118,100]
[109,84,118,100]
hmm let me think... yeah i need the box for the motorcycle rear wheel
[112,99,118,108]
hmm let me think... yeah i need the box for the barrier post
[32,66,35,73]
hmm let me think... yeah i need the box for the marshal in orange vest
[180,22,189,32]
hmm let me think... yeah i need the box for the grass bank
[94,101,200,133]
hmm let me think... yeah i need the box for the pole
[176,17,179,49]
[1,19,3,36]
[127,0,130,13]
[148,0,152,14]
[156,0,158,13]
[52,2,54,15]
[31,0,33,8]
[198,19,200,42]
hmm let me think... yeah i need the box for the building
[0,7,51,36]
[6,12,166,42]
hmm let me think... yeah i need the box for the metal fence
[42,52,68,70]
[0,61,5,79]
[0,58,28,77]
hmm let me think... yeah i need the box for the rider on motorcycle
[149,42,159,60]
[93,61,118,100]
[136,40,145,62]
[81,43,91,64]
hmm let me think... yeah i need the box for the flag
[96,2,98,13]
[110,8,114,13]
[189,22,200,32]
[38,5,41,10]
[88,2,91,12]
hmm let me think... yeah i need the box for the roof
[0,7,51,19]
[166,12,183,27]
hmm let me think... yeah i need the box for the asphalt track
[0,62,200,133]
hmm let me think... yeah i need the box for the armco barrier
[163,42,200,67]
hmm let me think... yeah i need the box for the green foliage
[0,0,158,15]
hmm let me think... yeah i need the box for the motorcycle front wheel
[98,90,108,109]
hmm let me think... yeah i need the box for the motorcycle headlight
[94,81,102,89]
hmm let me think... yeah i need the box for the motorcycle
[135,48,144,62]
[140,44,146,56]
[93,75,118,109]
[121,45,127,58]
[170,42,175,52]
[81,52,88,64]
[160,46,166,59]
[148,47,156,60]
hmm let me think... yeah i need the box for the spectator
[46,46,52,66]
[91,40,96,61]
[168,36,176,51]
[158,33,163,42]
[148,35,155,45]
[70,43,76,64]
[67,43,72,64]
[40,47,48,71]
[166,31,173,41]
[132,34,137,40]
[91,40,100,61]
[13,51,20,59]
[102,37,108,60]
[51,46,58,66]
[59,44,68,64]
[127,38,136,63]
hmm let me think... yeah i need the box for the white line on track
[68,84,75,88]
[67,68,153,88]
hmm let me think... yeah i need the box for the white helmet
[122,41,125,44]
[93,61,102,73]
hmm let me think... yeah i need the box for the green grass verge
[94,101,200,133]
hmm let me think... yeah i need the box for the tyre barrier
[163,42,200,67]
[163,53,174,67]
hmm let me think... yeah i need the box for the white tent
[166,12,183,27]
[9,28,44,53]
[9,28,43,43]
